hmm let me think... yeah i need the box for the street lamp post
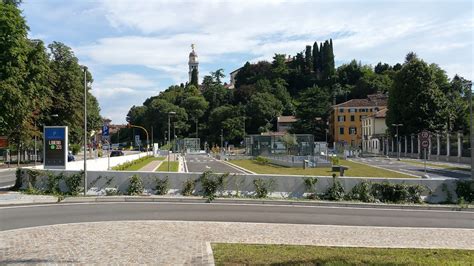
[392,123,403,161]
[466,81,473,178]
[221,129,224,155]
[83,67,87,196]
[168,111,176,171]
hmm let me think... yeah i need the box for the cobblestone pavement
[1,221,473,265]
[0,192,57,206]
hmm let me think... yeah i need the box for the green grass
[122,156,163,171]
[401,160,470,172]
[212,243,474,265]
[230,159,415,178]
[156,161,179,172]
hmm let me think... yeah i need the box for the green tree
[386,55,449,135]
[291,85,331,140]
[181,96,209,137]
[208,105,244,144]
[246,92,283,133]
[304,45,312,73]
[210,68,225,85]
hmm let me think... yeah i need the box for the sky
[21,0,473,124]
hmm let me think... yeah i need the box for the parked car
[110,150,124,157]
[68,151,75,162]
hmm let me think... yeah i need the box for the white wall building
[362,108,387,154]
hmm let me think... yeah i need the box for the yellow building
[330,94,387,149]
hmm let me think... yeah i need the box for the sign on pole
[135,135,141,146]
[0,136,8,149]
[44,126,68,169]
[102,125,109,136]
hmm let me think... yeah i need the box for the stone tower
[188,44,199,84]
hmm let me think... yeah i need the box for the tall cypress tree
[327,38,335,79]
[304,45,312,73]
[190,68,198,87]
[312,41,319,76]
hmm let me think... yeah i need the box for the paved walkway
[138,159,163,171]
[0,192,57,206]
[0,221,472,265]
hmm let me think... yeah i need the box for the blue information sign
[44,126,68,169]
[102,125,109,136]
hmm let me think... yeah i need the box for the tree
[304,45,312,73]
[208,105,244,144]
[210,68,225,85]
[181,96,209,137]
[312,41,320,78]
[246,92,283,133]
[190,68,198,87]
[386,55,449,136]
[291,86,331,140]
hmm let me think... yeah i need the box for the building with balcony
[361,108,388,154]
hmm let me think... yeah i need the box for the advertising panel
[44,126,68,169]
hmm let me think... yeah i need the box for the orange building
[329,94,387,149]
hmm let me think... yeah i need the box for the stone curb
[57,196,474,211]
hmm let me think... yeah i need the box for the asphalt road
[353,157,471,178]
[185,154,245,173]
[0,202,473,231]
[0,169,16,189]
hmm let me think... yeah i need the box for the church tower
[188,44,199,84]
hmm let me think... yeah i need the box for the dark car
[68,152,75,162]
[110,151,124,157]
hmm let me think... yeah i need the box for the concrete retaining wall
[20,169,462,203]
[65,152,149,171]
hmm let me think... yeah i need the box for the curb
[56,196,474,212]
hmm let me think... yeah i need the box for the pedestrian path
[0,221,472,265]
[138,159,163,172]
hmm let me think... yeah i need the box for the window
[350,115,355,122]
[349,127,357,135]
[339,108,344,113]
[349,108,356,113]
[338,115,345,122]
[339,127,344,135]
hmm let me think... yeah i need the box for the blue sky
[21,0,473,124]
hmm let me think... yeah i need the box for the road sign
[420,130,430,141]
[0,136,8,148]
[421,140,429,149]
[135,135,141,145]
[102,125,109,136]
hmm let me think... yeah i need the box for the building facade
[277,116,297,133]
[361,108,387,154]
[329,94,387,150]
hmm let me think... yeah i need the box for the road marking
[1,201,472,214]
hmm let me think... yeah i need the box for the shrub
[198,171,228,202]
[105,187,119,196]
[182,178,195,196]
[127,174,144,195]
[330,156,340,166]
[65,171,83,196]
[46,172,63,194]
[253,178,275,198]
[155,177,170,195]
[455,180,474,203]
[13,168,22,191]
[302,177,318,199]
[254,156,270,165]
[70,144,81,155]
[441,183,453,204]
[371,182,427,204]
[345,181,375,202]
[324,175,345,201]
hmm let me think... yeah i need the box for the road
[185,154,245,173]
[353,157,471,178]
[1,202,473,231]
[0,169,16,189]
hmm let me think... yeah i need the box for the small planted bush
[324,174,345,201]
[127,174,144,195]
[371,182,427,204]
[253,178,275,198]
[65,171,83,196]
[155,177,170,195]
[254,156,270,165]
[345,181,375,203]
[302,176,318,199]
[182,178,195,196]
[455,180,474,203]
[330,156,340,166]
[198,171,228,202]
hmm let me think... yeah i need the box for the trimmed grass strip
[230,159,415,178]
[156,161,179,172]
[212,243,474,265]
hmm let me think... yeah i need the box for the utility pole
[221,129,224,155]
[392,123,403,161]
[466,81,473,178]
[168,111,176,171]
[83,67,87,196]
[195,118,198,139]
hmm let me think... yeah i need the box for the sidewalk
[0,192,57,205]
[138,160,162,172]
[0,220,472,264]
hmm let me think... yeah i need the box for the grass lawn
[401,160,470,172]
[123,156,164,171]
[156,161,179,172]
[230,159,414,178]
[212,243,474,265]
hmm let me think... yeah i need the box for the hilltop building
[188,44,199,84]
